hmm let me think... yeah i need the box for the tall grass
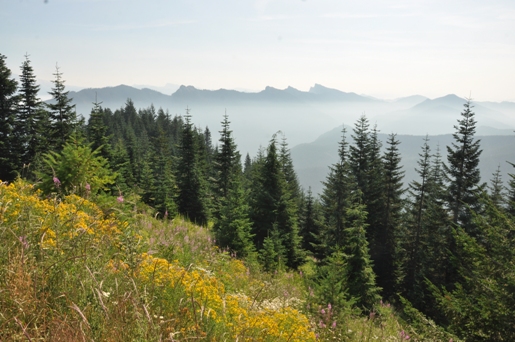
[0,179,456,341]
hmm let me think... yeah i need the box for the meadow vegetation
[0,179,456,341]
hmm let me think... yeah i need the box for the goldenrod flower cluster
[137,253,316,341]
[0,179,315,341]
[0,179,121,249]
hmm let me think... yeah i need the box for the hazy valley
[62,83,515,194]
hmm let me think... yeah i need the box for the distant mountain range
[60,83,515,158]
[54,83,515,193]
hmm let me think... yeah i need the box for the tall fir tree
[402,136,432,306]
[87,99,111,160]
[425,145,454,294]
[400,136,452,315]
[344,200,381,309]
[430,195,515,341]
[16,54,48,170]
[488,164,505,209]
[0,54,20,181]
[349,116,370,194]
[216,179,256,260]
[151,126,177,217]
[176,109,208,225]
[250,137,303,269]
[444,99,484,236]
[213,113,241,200]
[299,188,325,258]
[508,162,515,217]
[320,127,355,251]
[364,125,386,259]
[376,133,405,298]
[46,64,77,151]
[279,135,302,206]
[212,113,254,258]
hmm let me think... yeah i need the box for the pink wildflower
[117,195,124,203]
[53,176,60,187]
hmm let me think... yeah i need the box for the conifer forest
[2,53,515,341]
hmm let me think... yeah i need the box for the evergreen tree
[402,136,432,305]
[320,127,355,251]
[400,136,452,314]
[242,152,253,188]
[425,145,454,293]
[176,109,208,225]
[344,200,381,309]
[363,125,386,260]
[315,250,354,312]
[213,113,241,200]
[36,133,116,197]
[444,99,484,236]
[299,188,324,258]
[489,164,505,209]
[430,195,515,341]
[16,54,47,169]
[151,126,177,217]
[212,113,254,258]
[110,138,135,194]
[349,116,370,193]
[87,100,111,160]
[250,137,303,268]
[216,179,255,260]
[0,54,20,181]
[508,162,515,217]
[279,135,302,206]
[377,133,404,298]
[349,117,387,295]
[46,64,77,150]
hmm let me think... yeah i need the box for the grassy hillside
[0,180,456,341]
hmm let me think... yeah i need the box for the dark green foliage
[349,116,370,194]
[260,230,283,272]
[243,152,252,184]
[488,164,505,209]
[36,133,116,197]
[16,54,48,171]
[343,201,381,309]
[250,137,304,269]
[401,138,452,316]
[212,114,254,258]
[320,127,355,251]
[444,99,484,236]
[402,137,433,306]
[176,109,208,225]
[315,250,354,311]
[109,138,136,194]
[216,179,255,259]
[46,65,77,150]
[213,113,241,200]
[151,127,177,218]
[87,101,111,160]
[508,162,515,217]
[424,146,454,294]
[0,54,19,181]
[377,133,404,298]
[299,188,325,259]
[279,135,302,206]
[430,195,515,341]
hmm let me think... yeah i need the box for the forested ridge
[2,53,515,341]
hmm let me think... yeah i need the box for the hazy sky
[2,0,515,101]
